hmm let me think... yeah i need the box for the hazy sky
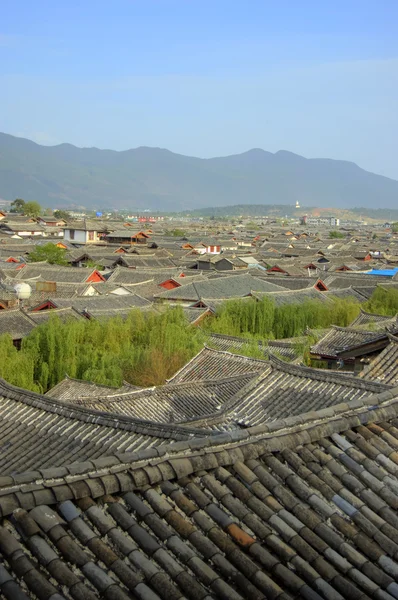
[1,0,398,178]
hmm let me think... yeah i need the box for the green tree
[28,243,68,265]
[10,198,25,212]
[245,221,261,230]
[4,307,205,392]
[364,287,398,316]
[329,230,345,239]
[165,229,186,237]
[392,222,398,233]
[53,209,70,220]
[24,201,42,218]
[85,259,103,270]
[203,296,360,339]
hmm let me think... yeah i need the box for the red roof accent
[159,279,181,290]
[86,270,105,283]
[31,300,58,312]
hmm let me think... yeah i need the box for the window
[69,229,75,240]
[88,231,95,241]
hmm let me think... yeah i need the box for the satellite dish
[14,283,32,300]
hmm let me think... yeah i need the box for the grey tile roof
[106,266,188,285]
[47,293,152,313]
[195,295,254,311]
[323,287,369,302]
[1,385,398,599]
[14,264,101,283]
[168,346,270,383]
[311,322,398,359]
[253,287,332,306]
[46,376,138,399]
[26,281,92,304]
[182,307,212,324]
[267,263,310,276]
[155,274,286,302]
[259,276,322,290]
[0,280,18,301]
[0,221,46,233]
[106,228,150,240]
[351,284,379,299]
[207,333,301,360]
[47,374,256,424]
[359,334,398,385]
[0,308,36,339]
[0,378,211,475]
[84,306,155,319]
[184,354,390,429]
[350,309,398,327]
[28,307,85,325]
[64,220,110,231]
[0,265,21,280]
[115,255,178,269]
[323,273,389,289]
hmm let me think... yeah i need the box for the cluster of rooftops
[1,212,398,598]
[0,214,398,340]
[0,332,398,599]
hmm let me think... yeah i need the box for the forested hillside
[2,132,398,210]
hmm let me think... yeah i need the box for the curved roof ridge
[267,352,390,389]
[49,373,123,391]
[178,354,384,428]
[0,377,215,438]
[359,307,391,317]
[203,344,268,362]
[1,386,397,517]
[329,324,383,333]
[349,307,398,325]
[268,339,302,348]
[67,372,261,404]
[166,344,268,383]
[209,331,263,343]
[165,344,207,382]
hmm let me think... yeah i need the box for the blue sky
[1,0,398,178]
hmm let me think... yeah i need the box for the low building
[301,215,340,227]
[63,221,108,243]
[105,230,150,245]
[37,216,67,227]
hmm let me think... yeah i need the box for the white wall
[64,229,88,243]
[17,230,43,236]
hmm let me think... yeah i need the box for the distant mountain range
[1,132,397,211]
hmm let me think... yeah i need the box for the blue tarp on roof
[368,268,398,277]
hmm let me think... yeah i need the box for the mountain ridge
[0,132,397,210]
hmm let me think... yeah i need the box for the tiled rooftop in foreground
[1,385,398,598]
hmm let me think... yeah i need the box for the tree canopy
[364,286,398,316]
[28,243,68,265]
[24,201,42,218]
[0,287,396,394]
[10,198,25,212]
[0,307,205,392]
[203,296,361,340]
[165,228,186,237]
[329,230,345,239]
[53,209,70,220]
